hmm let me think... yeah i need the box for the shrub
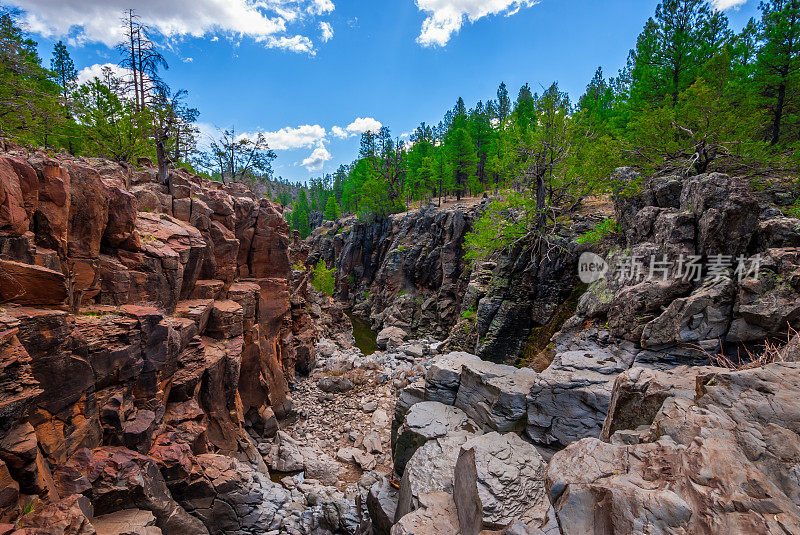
[576,218,619,245]
[785,200,800,219]
[311,261,336,296]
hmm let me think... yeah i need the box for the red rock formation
[0,148,317,532]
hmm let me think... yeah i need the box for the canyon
[1,144,800,534]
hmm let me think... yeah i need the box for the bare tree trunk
[128,10,140,112]
[137,28,145,109]
[535,172,546,235]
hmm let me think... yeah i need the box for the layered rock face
[0,148,316,533]
[307,202,588,364]
[307,206,475,340]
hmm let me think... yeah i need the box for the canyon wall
[0,143,317,533]
[306,202,601,364]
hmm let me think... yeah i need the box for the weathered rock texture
[547,362,800,534]
[306,202,587,364]
[0,148,316,533]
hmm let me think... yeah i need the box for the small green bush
[576,218,619,245]
[461,306,477,321]
[311,261,336,296]
[785,200,800,219]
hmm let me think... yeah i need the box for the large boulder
[526,340,636,448]
[424,352,482,405]
[453,360,536,433]
[377,326,407,350]
[395,431,476,521]
[392,401,478,477]
[454,432,550,534]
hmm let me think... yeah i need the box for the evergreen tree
[324,196,340,220]
[298,210,310,238]
[497,82,511,122]
[754,0,800,145]
[448,127,478,200]
[50,40,76,102]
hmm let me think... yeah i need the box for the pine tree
[497,82,511,122]
[755,0,800,145]
[324,196,340,221]
[448,127,478,200]
[298,210,310,238]
[50,40,76,102]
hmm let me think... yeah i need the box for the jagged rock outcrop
[307,205,475,340]
[523,168,800,451]
[0,148,317,533]
[306,202,589,365]
[547,363,800,534]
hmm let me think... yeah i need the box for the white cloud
[331,126,349,138]
[7,0,335,53]
[246,124,327,150]
[711,0,747,10]
[76,62,130,86]
[346,117,382,135]
[319,21,333,42]
[182,57,194,63]
[415,0,539,47]
[302,143,332,171]
[308,0,335,15]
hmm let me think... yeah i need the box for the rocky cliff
[0,144,321,533]
[306,202,605,365]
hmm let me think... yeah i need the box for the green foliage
[461,306,477,321]
[324,196,341,221]
[464,193,536,264]
[311,261,336,296]
[576,218,620,245]
[785,199,800,218]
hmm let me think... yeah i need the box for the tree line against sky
[1,2,800,247]
[289,0,800,249]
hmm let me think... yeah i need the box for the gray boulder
[454,432,550,534]
[393,401,478,476]
[395,431,476,521]
[424,351,481,405]
[527,342,636,447]
[454,359,537,433]
[377,326,407,350]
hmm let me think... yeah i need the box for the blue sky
[6,0,760,183]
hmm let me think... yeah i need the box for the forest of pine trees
[289,0,800,248]
[2,2,800,247]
